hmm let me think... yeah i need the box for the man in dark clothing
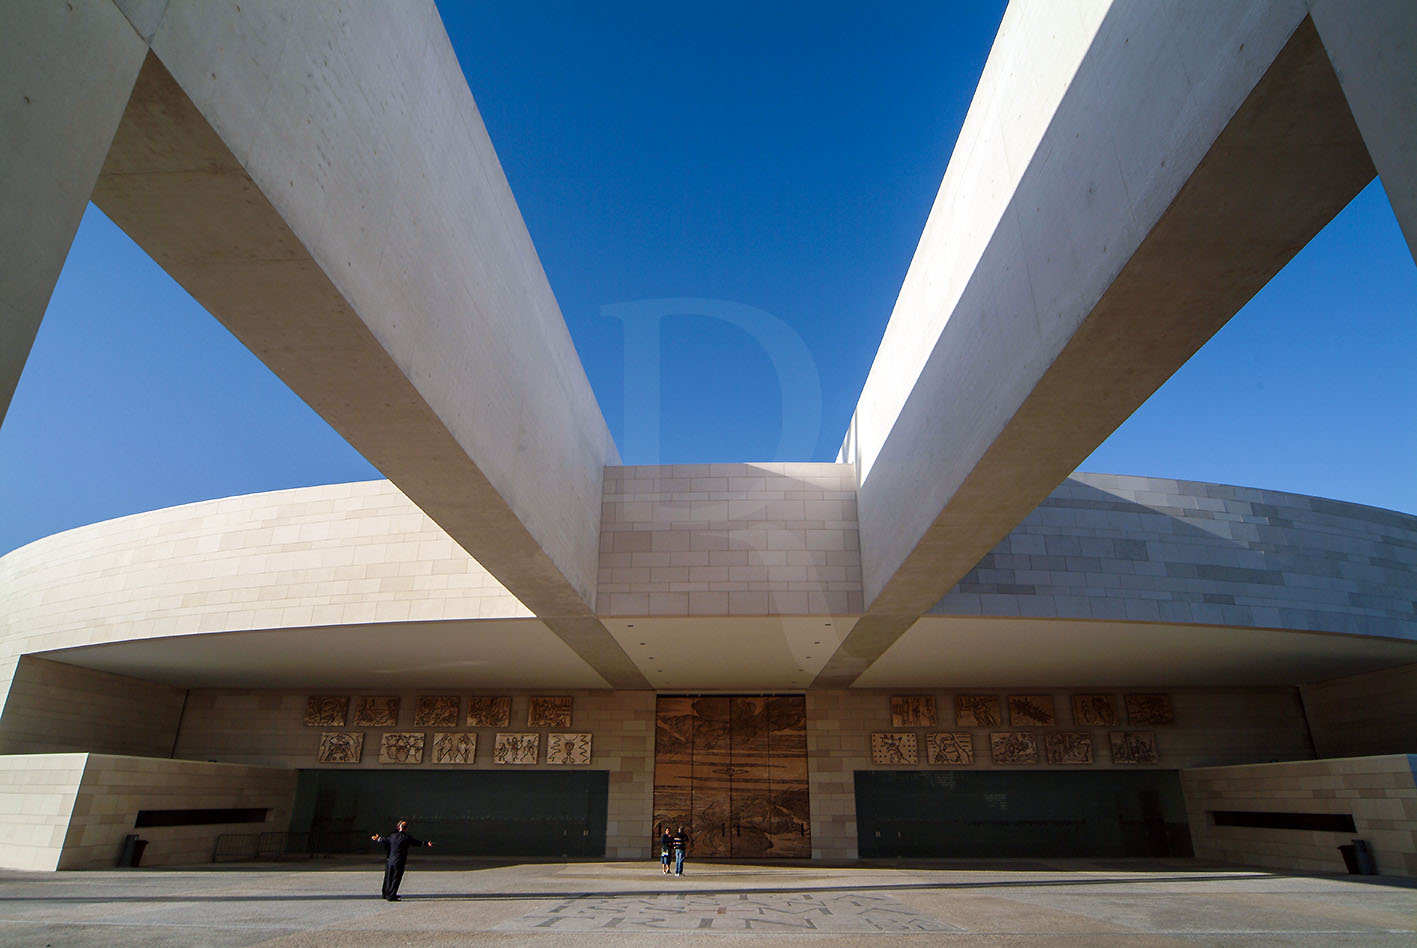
[669,826,689,876]
[370,820,433,900]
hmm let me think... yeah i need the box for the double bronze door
[652,695,810,858]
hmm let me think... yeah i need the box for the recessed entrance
[653,695,810,858]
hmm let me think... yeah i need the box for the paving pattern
[0,858,1413,947]
[498,890,957,933]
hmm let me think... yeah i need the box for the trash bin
[117,834,149,868]
[1352,838,1377,875]
[1338,843,1360,874]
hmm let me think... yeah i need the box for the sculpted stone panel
[318,731,363,763]
[956,695,1002,727]
[547,733,591,765]
[432,732,476,764]
[1008,695,1055,727]
[890,695,936,727]
[926,731,973,765]
[494,732,539,765]
[379,732,425,764]
[354,696,399,727]
[466,697,511,728]
[1072,694,1117,727]
[304,696,347,727]
[528,696,572,728]
[414,696,459,728]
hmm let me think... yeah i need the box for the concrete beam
[1309,0,1417,262]
[819,5,1377,687]
[81,3,644,687]
[0,0,146,424]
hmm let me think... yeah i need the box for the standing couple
[658,824,689,876]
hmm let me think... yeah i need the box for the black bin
[118,834,149,868]
[1339,839,1377,875]
[1351,838,1377,875]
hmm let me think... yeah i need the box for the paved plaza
[0,858,1413,947]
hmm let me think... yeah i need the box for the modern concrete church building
[3,1,1415,874]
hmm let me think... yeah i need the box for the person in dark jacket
[669,826,689,876]
[370,820,433,900]
[659,826,672,874]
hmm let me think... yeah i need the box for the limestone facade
[1183,755,1417,877]
[0,754,294,871]
[598,464,862,616]
[933,474,1417,637]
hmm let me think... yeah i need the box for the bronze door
[652,694,810,858]
[690,696,732,856]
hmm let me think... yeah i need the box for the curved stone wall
[931,473,1417,639]
[0,480,528,662]
[5,473,1413,668]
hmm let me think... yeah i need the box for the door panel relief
[651,696,693,846]
[691,696,731,856]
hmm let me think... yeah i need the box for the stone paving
[0,858,1413,947]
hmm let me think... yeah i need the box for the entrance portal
[652,695,810,858]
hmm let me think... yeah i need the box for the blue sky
[1,2,1413,556]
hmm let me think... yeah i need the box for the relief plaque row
[317,730,592,765]
[304,695,573,729]
[889,693,1174,729]
[870,729,1159,766]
